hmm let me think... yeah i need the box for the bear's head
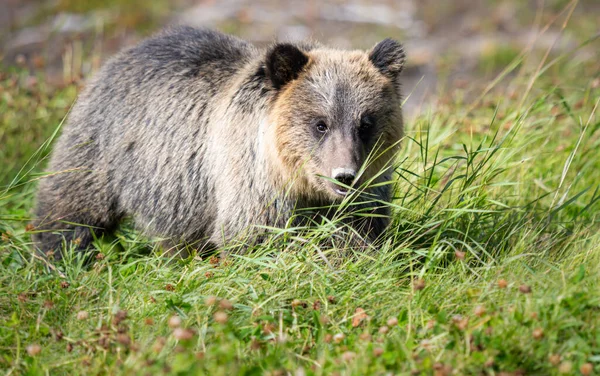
[265,39,405,201]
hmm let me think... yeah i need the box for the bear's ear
[265,43,310,90]
[368,38,406,79]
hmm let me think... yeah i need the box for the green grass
[0,69,78,186]
[2,18,600,376]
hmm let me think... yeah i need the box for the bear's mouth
[326,181,350,197]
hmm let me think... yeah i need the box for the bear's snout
[331,168,357,196]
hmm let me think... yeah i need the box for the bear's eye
[315,120,328,133]
[360,114,375,130]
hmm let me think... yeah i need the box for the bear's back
[107,27,255,80]
[67,27,257,139]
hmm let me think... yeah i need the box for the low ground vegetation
[1,5,599,375]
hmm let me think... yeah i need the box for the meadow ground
[1,1,600,375]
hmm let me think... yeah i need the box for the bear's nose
[332,168,356,187]
[334,173,355,187]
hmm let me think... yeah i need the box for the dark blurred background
[0,0,598,183]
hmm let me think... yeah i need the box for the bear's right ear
[265,43,310,90]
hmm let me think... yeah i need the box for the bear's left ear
[265,43,310,90]
[368,38,406,80]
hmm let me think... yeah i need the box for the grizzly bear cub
[33,26,405,259]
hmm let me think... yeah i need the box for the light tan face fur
[269,49,404,201]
